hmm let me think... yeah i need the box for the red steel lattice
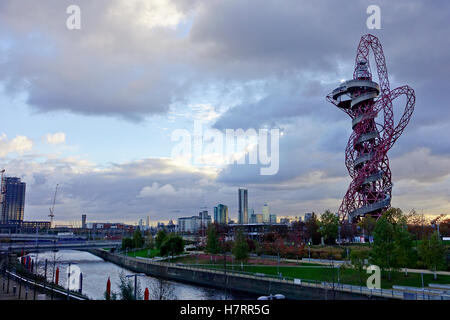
[327,34,415,223]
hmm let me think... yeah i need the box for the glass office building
[1,177,26,224]
[214,204,228,224]
[238,188,248,224]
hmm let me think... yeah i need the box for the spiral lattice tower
[327,34,415,223]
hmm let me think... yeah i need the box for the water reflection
[25,250,256,300]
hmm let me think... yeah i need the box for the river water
[25,250,256,300]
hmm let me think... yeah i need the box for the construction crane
[0,169,4,220]
[49,184,59,229]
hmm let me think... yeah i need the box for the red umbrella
[144,287,149,300]
[55,267,59,285]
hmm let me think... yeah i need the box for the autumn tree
[406,209,431,241]
[305,212,321,245]
[439,218,450,237]
[290,221,305,245]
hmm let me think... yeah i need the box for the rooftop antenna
[49,184,59,229]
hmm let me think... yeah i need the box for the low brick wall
[89,249,380,300]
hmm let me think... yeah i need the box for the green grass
[170,255,323,267]
[126,248,160,258]
[200,264,450,289]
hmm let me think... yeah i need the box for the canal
[26,250,257,300]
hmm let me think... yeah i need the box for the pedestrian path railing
[4,270,88,300]
[111,251,450,301]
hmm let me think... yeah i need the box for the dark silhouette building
[1,177,26,224]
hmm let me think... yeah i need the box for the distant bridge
[0,233,86,242]
[0,240,121,253]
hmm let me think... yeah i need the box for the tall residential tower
[238,188,248,224]
[1,177,26,224]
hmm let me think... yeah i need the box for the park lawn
[203,264,450,289]
[171,254,322,267]
[126,248,160,258]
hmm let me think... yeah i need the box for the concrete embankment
[89,249,384,300]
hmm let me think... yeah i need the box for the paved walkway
[190,252,450,276]
[0,275,57,300]
[294,258,450,276]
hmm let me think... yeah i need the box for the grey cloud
[0,0,449,219]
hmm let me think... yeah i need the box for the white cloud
[107,0,186,30]
[138,182,177,197]
[44,132,66,145]
[0,134,33,157]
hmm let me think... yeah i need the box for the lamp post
[308,244,311,261]
[67,263,71,300]
[126,273,146,300]
[338,225,341,245]
[277,252,280,277]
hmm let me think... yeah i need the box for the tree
[350,250,369,286]
[150,277,176,300]
[132,229,144,249]
[384,207,404,225]
[149,267,177,300]
[439,218,450,237]
[113,271,142,300]
[155,229,168,250]
[290,221,305,245]
[205,224,220,254]
[232,229,249,263]
[145,232,155,250]
[406,209,430,241]
[121,237,133,251]
[340,222,356,242]
[319,210,339,244]
[418,231,446,280]
[370,214,396,280]
[358,216,376,240]
[160,234,185,258]
[393,223,416,275]
[305,212,321,245]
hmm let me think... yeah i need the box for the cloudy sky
[0,0,449,225]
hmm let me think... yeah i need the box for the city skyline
[0,1,449,224]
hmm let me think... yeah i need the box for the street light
[126,273,146,300]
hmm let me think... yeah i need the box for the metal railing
[104,251,450,300]
[4,270,88,300]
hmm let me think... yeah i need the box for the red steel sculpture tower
[327,34,415,223]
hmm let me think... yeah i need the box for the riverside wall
[89,249,384,300]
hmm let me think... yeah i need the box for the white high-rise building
[262,203,270,223]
